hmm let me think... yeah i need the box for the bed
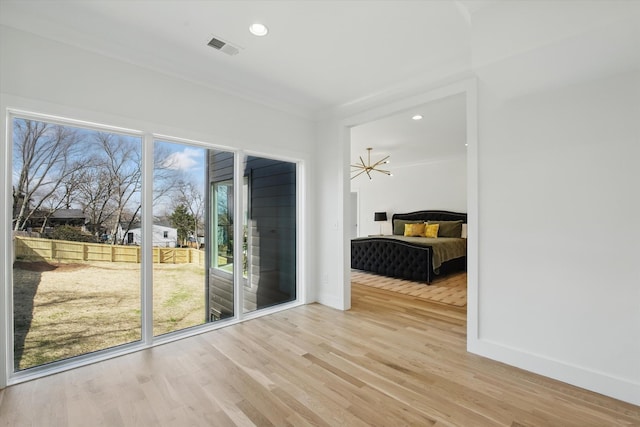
[351,210,467,284]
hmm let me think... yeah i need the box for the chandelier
[351,147,391,180]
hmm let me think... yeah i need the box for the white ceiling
[0,0,475,117]
[350,93,466,168]
[2,1,636,164]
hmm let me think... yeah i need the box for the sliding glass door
[7,111,299,378]
[243,156,297,314]
[151,140,227,336]
[11,116,143,370]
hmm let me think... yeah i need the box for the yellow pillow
[424,223,439,238]
[404,223,426,237]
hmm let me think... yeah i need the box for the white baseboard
[468,338,640,406]
[316,292,346,311]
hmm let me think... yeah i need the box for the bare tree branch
[12,119,86,231]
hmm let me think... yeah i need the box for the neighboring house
[47,209,87,228]
[124,225,177,248]
[28,208,87,232]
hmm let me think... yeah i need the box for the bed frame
[350,210,467,284]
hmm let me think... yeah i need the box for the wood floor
[351,270,467,307]
[1,284,639,426]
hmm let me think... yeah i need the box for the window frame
[2,110,305,388]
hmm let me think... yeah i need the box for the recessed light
[412,115,423,120]
[249,23,268,36]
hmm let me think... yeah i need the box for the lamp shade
[374,212,387,222]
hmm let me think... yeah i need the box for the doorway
[343,78,478,343]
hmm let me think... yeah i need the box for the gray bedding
[352,235,467,271]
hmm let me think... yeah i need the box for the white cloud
[162,147,203,170]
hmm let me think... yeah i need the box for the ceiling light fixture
[412,114,423,120]
[351,147,392,180]
[249,23,269,36]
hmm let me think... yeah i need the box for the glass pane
[12,117,142,371]
[208,150,235,321]
[213,180,233,273]
[243,156,297,314]
[152,141,209,336]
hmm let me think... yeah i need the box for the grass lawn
[13,260,205,371]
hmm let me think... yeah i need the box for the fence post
[50,240,55,260]
[83,243,88,261]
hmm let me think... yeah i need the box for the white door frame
[340,78,478,347]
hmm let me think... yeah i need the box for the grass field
[13,261,205,370]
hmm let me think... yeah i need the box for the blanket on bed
[352,236,466,271]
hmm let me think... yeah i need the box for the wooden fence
[14,236,205,265]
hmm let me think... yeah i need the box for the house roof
[128,225,177,233]
[29,209,86,220]
[51,209,85,219]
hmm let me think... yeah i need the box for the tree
[152,143,181,205]
[91,132,142,245]
[169,205,195,246]
[11,117,183,243]
[78,135,180,243]
[76,166,117,240]
[12,118,85,231]
[174,180,204,241]
[37,167,86,233]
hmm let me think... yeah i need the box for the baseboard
[316,292,346,311]
[468,338,640,406]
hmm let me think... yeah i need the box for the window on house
[163,231,168,239]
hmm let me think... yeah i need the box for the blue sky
[155,140,206,191]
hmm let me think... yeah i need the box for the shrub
[50,225,95,242]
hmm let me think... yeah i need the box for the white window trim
[1,110,305,388]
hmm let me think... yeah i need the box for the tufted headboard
[392,210,466,224]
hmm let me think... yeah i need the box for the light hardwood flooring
[1,283,639,426]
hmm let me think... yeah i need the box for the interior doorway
[344,79,478,340]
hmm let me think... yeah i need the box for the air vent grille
[207,36,240,56]
[207,37,226,50]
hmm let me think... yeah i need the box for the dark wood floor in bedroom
[1,283,638,426]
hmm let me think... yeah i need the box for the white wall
[316,2,640,405]
[351,155,466,236]
[313,118,351,309]
[468,2,640,405]
[474,68,640,405]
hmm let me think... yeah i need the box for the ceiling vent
[207,36,240,56]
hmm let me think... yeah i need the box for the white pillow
[461,223,468,239]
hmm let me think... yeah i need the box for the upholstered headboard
[392,210,467,236]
